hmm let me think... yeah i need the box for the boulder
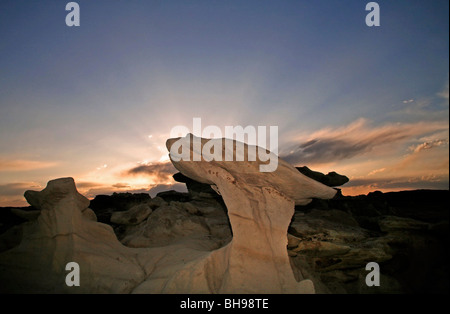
[120,202,211,249]
[378,215,430,233]
[110,203,153,225]
[289,209,369,243]
[10,208,41,221]
[155,190,191,203]
[89,192,151,224]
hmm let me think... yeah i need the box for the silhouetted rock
[296,166,349,187]
[89,192,151,224]
[173,172,218,198]
[290,189,449,293]
[156,190,191,203]
[0,207,31,235]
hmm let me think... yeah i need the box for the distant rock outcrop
[89,192,151,224]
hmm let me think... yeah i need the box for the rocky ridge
[0,182,448,293]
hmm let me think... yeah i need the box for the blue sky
[0,0,448,205]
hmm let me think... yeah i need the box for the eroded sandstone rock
[0,178,146,293]
[163,134,338,293]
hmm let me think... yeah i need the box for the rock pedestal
[164,134,338,293]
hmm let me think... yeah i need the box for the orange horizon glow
[2,181,447,209]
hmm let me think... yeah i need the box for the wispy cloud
[112,183,131,189]
[408,139,449,154]
[368,168,386,176]
[343,175,449,192]
[438,79,449,101]
[0,159,58,172]
[281,118,448,165]
[0,182,43,196]
[75,181,104,189]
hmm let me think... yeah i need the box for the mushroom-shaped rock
[165,134,337,293]
[166,134,337,205]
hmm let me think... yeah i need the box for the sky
[0,0,448,206]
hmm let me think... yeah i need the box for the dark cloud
[126,162,177,181]
[280,119,448,165]
[0,182,41,196]
[282,134,407,165]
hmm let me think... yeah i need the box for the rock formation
[0,135,340,294]
[0,178,146,293]
[164,134,338,293]
[0,134,447,294]
[296,166,349,187]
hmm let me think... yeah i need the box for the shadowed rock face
[165,134,338,293]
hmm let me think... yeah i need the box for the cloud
[343,175,449,192]
[281,118,448,165]
[0,182,42,196]
[0,159,58,172]
[368,168,386,176]
[408,139,448,154]
[126,161,177,183]
[392,138,449,174]
[112,183,131,188]
[75,181,104,189]
[402,99,414,104]
[438,80,449,101]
